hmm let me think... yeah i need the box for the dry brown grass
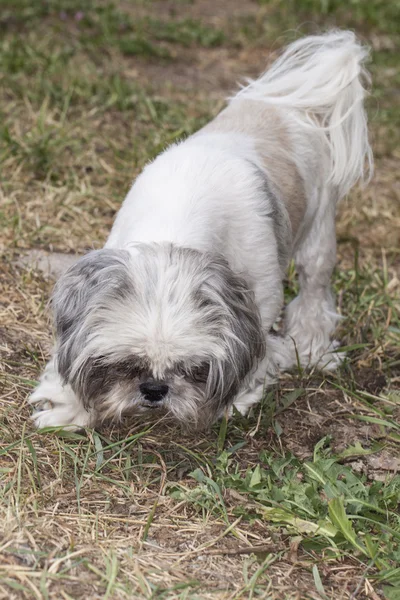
[1,1,399,599]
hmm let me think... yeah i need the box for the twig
[203,544,275,556]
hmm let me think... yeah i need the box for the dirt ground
[0,1,399,599]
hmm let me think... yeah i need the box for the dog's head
[52,244,265,428]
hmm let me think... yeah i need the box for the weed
[0,0,399,598]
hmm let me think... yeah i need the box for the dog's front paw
[233,380,271,416]
[30,404,90,430]
[29,381,92,430]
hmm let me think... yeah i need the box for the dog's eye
[175,362,188,377]
[191,363,210,383]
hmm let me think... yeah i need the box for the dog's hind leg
[29,358,94,429]
[273,193,344,371]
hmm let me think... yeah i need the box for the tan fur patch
[200,99,307,238]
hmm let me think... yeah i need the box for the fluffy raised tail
[233,30,373,199]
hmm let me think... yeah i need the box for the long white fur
[235,30,373,198]
[29,30,373,429]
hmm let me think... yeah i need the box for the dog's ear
[52,249,133,379]
[199,254,265,410]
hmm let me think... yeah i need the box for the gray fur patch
[247,160,293,274]
[198,252,266,415]
[52,248,134,382]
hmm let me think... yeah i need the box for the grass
[0,0,399,598]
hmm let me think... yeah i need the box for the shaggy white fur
[30,30,372,429]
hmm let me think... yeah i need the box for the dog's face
[52,245,265,428]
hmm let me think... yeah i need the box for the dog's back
[199,30,373,244]
[200,100,307,240]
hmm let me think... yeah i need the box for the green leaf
[333,343,370,353]
[262,507,337,538]
[364,534,380,562]
[338,441,383,459]
[25,438,41,488]
[276,388,305,414]
[304,462,327,485]
[218,414,227,453]
[387,392,400,404]
[142,497,158,542]
[383,586,400,600]
[226,441,246,455]
[313,436,331,460]
[273,419,283,436]
[312,564,328,599]
[249,465,262,488]
[36,427,87,439]
[189,469,229,522]
[328,497,367,556]
[349,415,400,431]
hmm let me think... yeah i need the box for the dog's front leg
[232,346,277,415]
[29,357,94,429]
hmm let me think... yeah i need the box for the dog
[29,30,373,430]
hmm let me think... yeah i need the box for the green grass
[0,0,399,598]
[172,424,400,583]
[256,0,400,35]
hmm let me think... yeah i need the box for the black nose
[140,382,169,402]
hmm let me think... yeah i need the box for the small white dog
[30,30,372,430]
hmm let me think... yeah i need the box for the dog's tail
[233,30,373,198]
